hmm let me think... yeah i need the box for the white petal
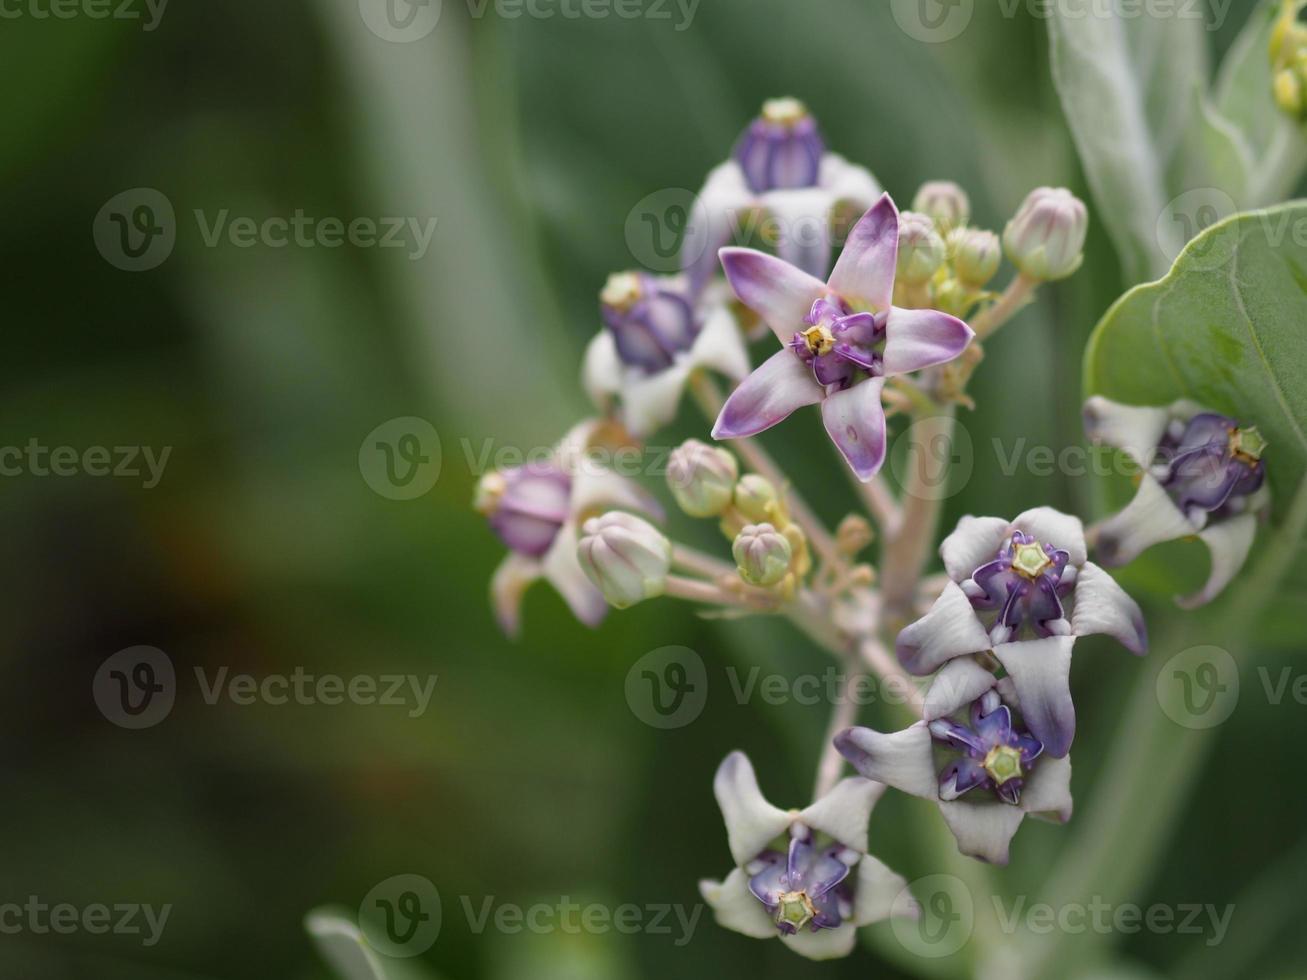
[1070,561,1148,655]
[688,303,751,382]
[700,869,776,940]
[834,724,938,800]
[852,854,913,927]
[1020,754,1073,823]
[923,656,999,721]
[1082,396,1170,466]
[937,800,1025,865]
[713,752,793,866]
[763,187,836,280]
[489,552,542,639]
[570,469,663,524]
[818,153,882,206]
[306,909,389,980]
[991,636,1077,758]
[780,922,858,960]
[618,362,692,437]
[541,521,608,628]
[581,331,622,410]
[1179,513,1258,609]
[896,581,992,676]
[799,778,884,854]
[1094,474,1196,567]
[686,161,755,291]
[940,515,1011,582]
[1012,507,1087,567]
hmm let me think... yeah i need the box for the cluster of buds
[1272,0,1307,119]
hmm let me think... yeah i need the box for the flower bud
[733,474,779,524]
[477,464,572,558]
[600,272,698,372]
[896,211,947,286]
[667,440,738,517]
[733,523,793,587]
[836,514,874,556]
[578,512,672,609]
[1003,187,1088,281]
[734,97,826,195]
[950,228,1002,288]
[913,181,971,235]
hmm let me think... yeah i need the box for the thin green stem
[970,273,1038,342]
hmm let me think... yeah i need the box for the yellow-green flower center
[1011,541,1052,579]
[776,890,816,930]
[1229,425,1268,464]
[601,272,642,312]
[762,97,809,128]
[801,323,835,357]
[983,744,1023,785]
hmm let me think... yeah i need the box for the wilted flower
[577,512,673,609]
[895,211,947,286]
[699,752,914,960]
[733,523,793,586]
[711,195,974,482]
[912,181,971,235]
[897,507,1147,756]
[477,421,663,637]
[667,439,738,517]
[1084,397,1270,607]
[837,658,1072,865]
[583,273,750,437]
[1003,187,1088,281]
[684,98,883,286]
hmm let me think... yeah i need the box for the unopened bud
[578,512,672,609]
[1003,187,1088,281]
[733,523,793,587]
[896,211,947,286]
[951,228,1002,287]
[734,475,779,524]
[667,440,738,517]
[912,181,971,235]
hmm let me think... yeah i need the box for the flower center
[983,744,1023,785]
[800,323,836,356]
[473,471,507,516]
[1229,425,1268,464]
[601,271,642,312]
[775,890,816,930]
[762,97,808,128]
[1010,540,1052,579]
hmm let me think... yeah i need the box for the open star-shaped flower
[710,194,974,481]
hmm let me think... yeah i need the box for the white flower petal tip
[992,635,1076,758]
[1071,562,1148,656]
[712,752,793,866]
[1176,512,1259,610]
[799,778,885,854]
[895,581,991,676]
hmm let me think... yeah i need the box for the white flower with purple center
[710,195,974,481]
[896,507,1147,757]
[475,421,663,637]
[699,752,915,960]
[1084,397,1270,608]
[684,97,883,287]
[582,272,750,438]
[837,658,1073,865]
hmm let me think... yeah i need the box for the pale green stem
[663,574,744,606]
[671,544,733,580]
[970,273,1038,342]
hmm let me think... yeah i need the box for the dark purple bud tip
[734,97,826,196]
[478,463,572,558]
[1159,414,1268,518]
[600,272,699,373]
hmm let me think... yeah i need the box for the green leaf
[305,908,441,980]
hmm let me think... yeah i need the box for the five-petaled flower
[711,194,974,481]
[475,421,663,637]
[896,507,1147,757]
[1084,397,1270,608]
[684,97,883,288]
[699,752,915,960]
[837,657,1073,864]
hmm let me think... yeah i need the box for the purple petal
[928,718,986,754]
[821,378,888,482]
[938,757,990,800]
[881,307,974,376]
[719,247,828,345]
[747,852,787,907]
[970,699,1012,747]
[713,349,823,439]
[827,194,899,311]
[991,636,1076,758]
[834,724,938,800]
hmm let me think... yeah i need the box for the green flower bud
[578,512,672,609]
[733,474,779,524]
[1003,187,1088,281]
[950,227,1002,288]
[896,211,947,286]
[733,523,792,587]
[912,181,971,235]
[667,439,738,517]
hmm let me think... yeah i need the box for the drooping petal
[489,552,542,639]
[1179,512,1258,609]
[700,869,777,940]
[799,778,885,855]
[923,656,1000,721]
[1019,754,1073,823]
[617,361,693,438]
[852,854,914,926]
[936,800,1025,865]
[713,752,793,866]
[581,331,623,410]
[827,194,899,311]
[570,469,664,525]
[540,521,608,628]
[685,161,755,293]
[822,378,888,482]
[712,349,823,440]
[1070,562,1148,655]
[1011,507,1088,568]
[780,922,858,961]
[766,187,836,280]
[1094,473,1198,567]
[896,581,992,676]
[881,307,974,377]
[1082,396,1171,467]
[688,303,751,382]
[834,724,938,800]
[941,515,1011,582]
[719,247,828,344]
[991,636,1076,758]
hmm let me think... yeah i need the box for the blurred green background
[2,0,1305,977]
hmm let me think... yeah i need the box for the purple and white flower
[710,195,974,481]
[583,273,750,438]
[684,98,883,288]
[837,658,1073,865]
[1084,397,1270,608]
[897,507,1147,757]
[699,752,914,960]
[476,421,663,637]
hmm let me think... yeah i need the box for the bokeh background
[2,0,1305,977]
